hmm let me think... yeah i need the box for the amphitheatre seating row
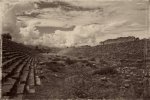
[2,39,38,55]
[2,53,28,63]
[2,39,41,99]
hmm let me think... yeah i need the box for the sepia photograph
[0,0,150,99]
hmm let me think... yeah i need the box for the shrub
[52,57,61,61]
[90,57,95,61]
[65,58,76,65]
[2,33,12,40]
[92,67,118,75]
[45,61,63,72]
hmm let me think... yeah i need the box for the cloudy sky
[0,0,149,47]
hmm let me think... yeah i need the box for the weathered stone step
[2,51,23,56]
[12,94,23,100]
[3,53,22,58]
[2,96,10,99]
[19,58,33,84]
[2,48,34,56]
[27,68,35,86]
[2,38,40,98]
[3,48,29,53]
[11,57,31,79]
[25,58,36,93]
[2,72,8,79]
[3,45,35,53]
[2,57,31,80]
[25,85,35,94]
[2,55,27,68]
[2,78,16,95]
[15,57,30,73]
[2,53,28,62]
[16,83,25,94]
[35,76,41,86]
[3,58,26,73]
[33,62,41,86]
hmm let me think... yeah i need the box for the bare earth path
[24,53,70,99]
[24,54,76,99]
[25,70,68,99]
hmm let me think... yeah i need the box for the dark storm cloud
[35,1,103,12]
[36,25,75,34]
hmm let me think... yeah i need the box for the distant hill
[58,39,147,64]
[100,36,139,45]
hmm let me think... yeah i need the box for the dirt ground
[24,53,149,99]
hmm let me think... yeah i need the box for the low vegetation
[3,37,150,99]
